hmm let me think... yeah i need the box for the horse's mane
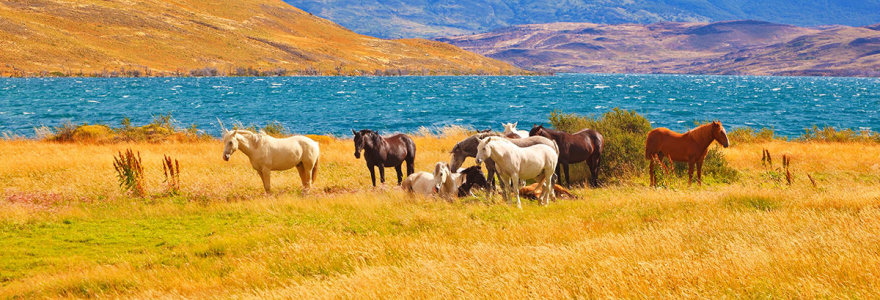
[688,122,714,132]
[223,129,263,145]
[685,122,718,141]
[474,131,503,139]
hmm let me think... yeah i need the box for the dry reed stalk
[783,154,792,185]
[112,149,145,196]
[163,154,181,194]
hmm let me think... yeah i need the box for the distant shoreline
[5,71,879,79]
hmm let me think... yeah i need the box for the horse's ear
[351,129,357,135]
[513,121,518,127]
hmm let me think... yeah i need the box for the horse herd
[220,120,730,208]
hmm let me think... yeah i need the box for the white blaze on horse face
[720,127,730,147]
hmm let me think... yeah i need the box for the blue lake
[0,74,878,137]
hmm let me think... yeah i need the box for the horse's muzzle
[354,152,361,159]
[223,154,230,161]
[475,158,482,165]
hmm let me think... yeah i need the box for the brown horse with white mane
[645,121,730,187]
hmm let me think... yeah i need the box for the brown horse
[352,129,416,186]
[528,125,604,187]
[645,121,730,187]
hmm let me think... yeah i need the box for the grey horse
[449,132,558,189]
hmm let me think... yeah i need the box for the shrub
[49,121,77,142]
[262,121,289,137]
[800,126,880,143]
[548,108,652,184]
[113,149,145,197]
[728,127,778,144]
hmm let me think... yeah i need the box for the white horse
[433,162,464,200]
[221,124,320,193]
[401,171,435,196]
[475,136,557,208]
[401,162,464,200]
[502,122,529,139]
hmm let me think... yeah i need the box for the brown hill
[0,0,521,76]
[438,20,880,76]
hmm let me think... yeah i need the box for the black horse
[352,129,416,186]
[457,165,490,197]
[529,125,604,187]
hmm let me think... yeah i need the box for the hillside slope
[437,21,880,76]
[283,0,880,38]
[0,0,521,76]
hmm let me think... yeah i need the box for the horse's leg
[486,159,496,190]
[395,165,403,185]
[649,156,656,187]
[406,158,415,176]
[511,174,522,209]
[697,160,704,186]
[258,169,271,193]
[535,174,547,205]
[296,164,311,193]
[554,164,563,187]
[562,163,571,188]
[368,164,377,187]
[687,160,695,186]
[590,155,601,187]
[497,174,509,203]
[378,166,386,184]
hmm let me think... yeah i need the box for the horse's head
[529,124,546,137]
[502,122,518,133]
[475,137,494,165]
[449,143,466,171]
[352,129,372,159]
[712,121,730,148]
[433,162,452,193]
[221,130,239,161]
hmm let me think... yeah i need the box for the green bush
[800,126,879,143]
[549,111,738,185]
[548,108,652,184]
[728,127,778,144]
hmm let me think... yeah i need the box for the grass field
[1,132,879,298]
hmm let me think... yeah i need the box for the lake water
[1,74,878,137]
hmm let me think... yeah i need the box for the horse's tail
[311,157,319,185]
[645,129,658,160]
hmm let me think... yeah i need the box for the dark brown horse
[529,125,604,187]
[645,121,729,187]
[352,129,416,186]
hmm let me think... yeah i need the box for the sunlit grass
[1,134,879,298]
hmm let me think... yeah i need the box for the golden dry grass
[0,0,521,76]
[1,133,879,298]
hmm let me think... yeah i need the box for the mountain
[436,20,880,77]
[282,0,880,39]
[0,0,521,76]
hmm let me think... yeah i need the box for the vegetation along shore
[2,110,879,297]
